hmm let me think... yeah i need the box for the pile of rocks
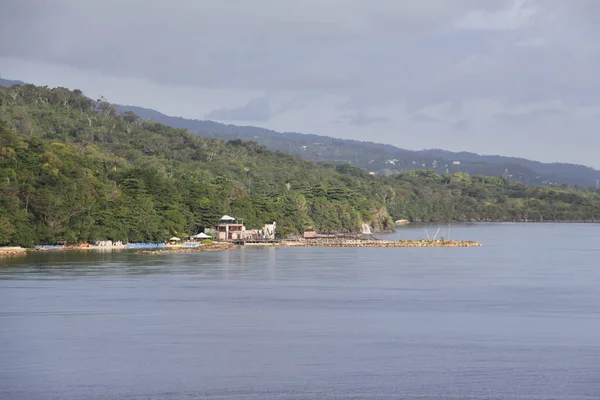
[0,247,27,257]
[283,240,481,248]
[135,242,237,254]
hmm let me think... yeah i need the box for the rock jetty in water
[135,242,237,254]
[282,239,481,248]
[134,240,481,253]
[0,247,27,257]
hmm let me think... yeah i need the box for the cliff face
[366,206,395,233]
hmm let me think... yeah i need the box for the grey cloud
[0,0,515,92]
[411,113,438,123]
[341,113,390,126]
[1,2,598,105]
[455,0,537,30]
[205,97,271,122]
[278,72,360,92]
[451,119,470,130]
[1,0,600,167]
[2,1,598,106]
[276,93,322,114]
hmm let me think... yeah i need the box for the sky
[1,0,599,168]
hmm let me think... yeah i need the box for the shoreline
[4,220,598,255]
[2,240,482,257]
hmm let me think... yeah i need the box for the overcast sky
[1,0,599,167]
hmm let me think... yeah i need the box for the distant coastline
[2,84,599,249]
[4,220,600,256]
[405,219,600,224]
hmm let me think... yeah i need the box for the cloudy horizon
[1,0,599,168]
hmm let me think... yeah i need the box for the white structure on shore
[262,222,276,240]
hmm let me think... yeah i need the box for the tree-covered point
[381,170,600,223]
[1,84,599,246]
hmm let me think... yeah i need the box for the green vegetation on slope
[381,170,600,223]
[115,103,600,187]
[0,84,393,246]
[1,84,599,246]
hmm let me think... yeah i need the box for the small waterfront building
[244,228,262,240]
[303,229,317,239]
[215,215,246,241]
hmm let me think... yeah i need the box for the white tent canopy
[192,232,211,239]
[220,215,236,221]
[169,237,181,241]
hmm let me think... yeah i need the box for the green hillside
[116,104,600,187]
[1,84,599,246]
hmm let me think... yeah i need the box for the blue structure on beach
[124,243,166,249]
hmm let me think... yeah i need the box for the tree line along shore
[1,84,599,248]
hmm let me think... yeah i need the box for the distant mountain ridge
[0,78,26,87]
[116,104,600,187]
[1,78,597,186]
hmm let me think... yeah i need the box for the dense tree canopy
[1,84,599,246]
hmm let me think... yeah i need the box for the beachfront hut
[167,237,181,245]
[192,232,211,240]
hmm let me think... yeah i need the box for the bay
[1,223,599,399]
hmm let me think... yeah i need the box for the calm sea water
[1,223,599,400]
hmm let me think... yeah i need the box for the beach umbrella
[169,237,181,241]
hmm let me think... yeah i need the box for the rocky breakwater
[135,242,238,255]
[0,247,27,257]
[283,239,481,248]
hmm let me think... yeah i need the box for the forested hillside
[5,79,599,187]
[1,84,599,247]
[117,104,600,187]
[0,84,395,246]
